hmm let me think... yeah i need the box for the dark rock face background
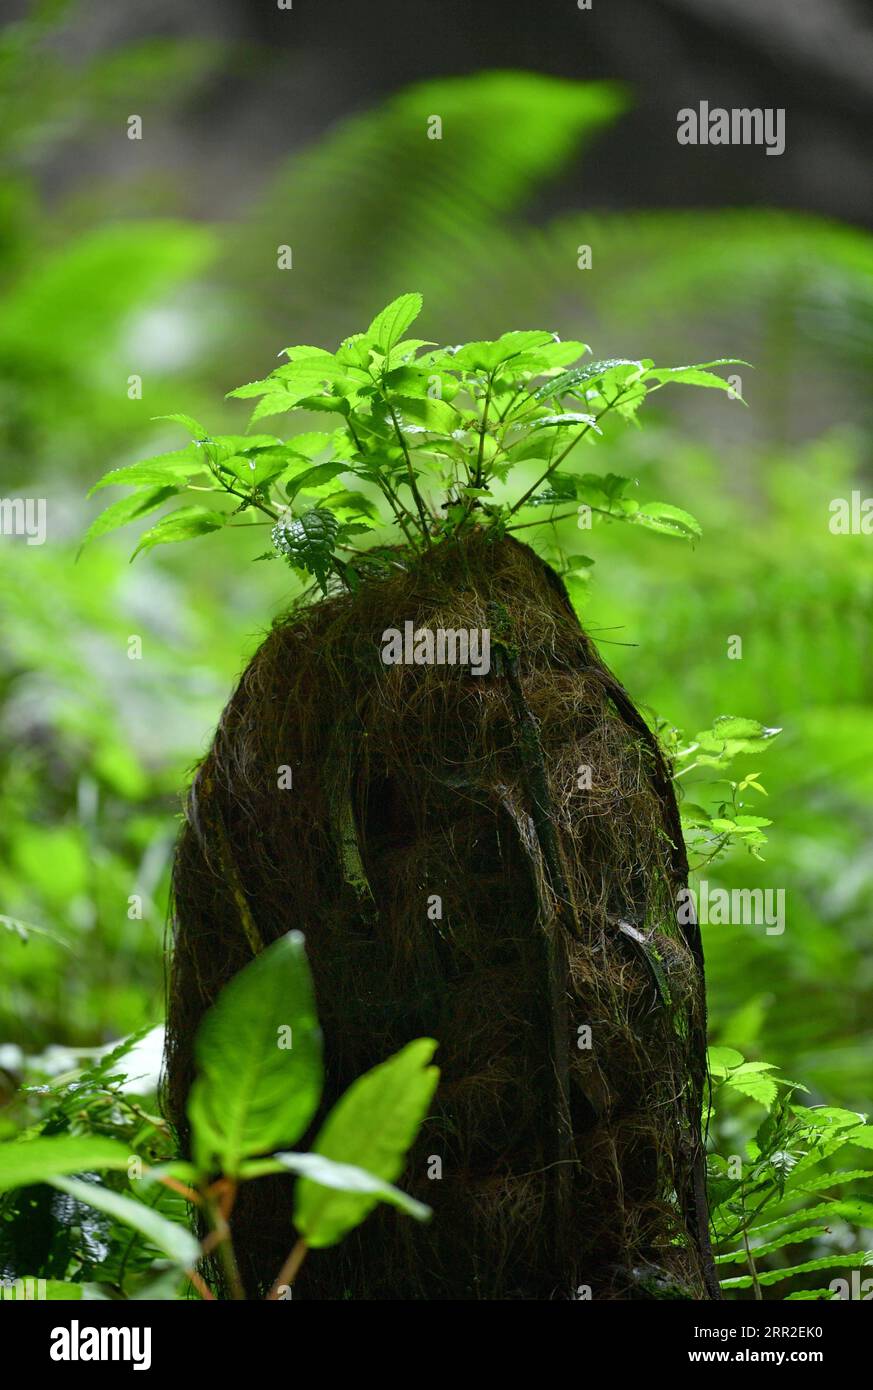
[18,0,873,227]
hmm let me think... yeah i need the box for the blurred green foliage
[1,4,872,1298]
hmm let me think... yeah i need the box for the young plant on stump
[87,294,744,1299]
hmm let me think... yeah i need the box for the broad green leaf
[367,293,423,353]
[0,1135,133,1193]
[708,1046,746,1077]
[130,506,227,559]
[187,931,322,1176]
[295,1038,439,1248]
[0,1279,110,1301]
[49,1175,201,1269]
[79,485,179,552]
[273,1151,430,1223]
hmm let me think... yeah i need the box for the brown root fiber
[163,531,719,1300]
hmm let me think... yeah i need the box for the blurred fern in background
[1,4,872,1297]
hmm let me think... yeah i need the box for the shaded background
[2,0,872,1295]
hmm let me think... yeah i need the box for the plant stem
[742,1221,763,1300]
[217,476,279,521]
[507,503,618,532]
[267,1237,309,1299]
[385,400,431,543]
[473,372,494,488]
[507,392,627,517]
[205,1186,245,1301]
[186,1268,215,1301]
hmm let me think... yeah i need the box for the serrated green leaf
[715,1225,832,1264]
[643,360,748,397]
[130,506,226,560]
[88,449,207,494]
[392,394,459,432]
[720,1252,873,1289]
[534,359,643,400]
[79,485,180,552]
[367,293,423,353]
[285,461,348,500]
[631,501,702,540]
[154,412,209,438]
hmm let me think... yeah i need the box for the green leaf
[221,448,295,489]
[533,359,643,400]
[88,448,207,494]
[187,931,323,1176]
[229,354,349,410]
[785,1289,841,1301]
[295,1038,439,1248]
[130,506,226,560]
[272,1151,431,1223]
[271,508,340,591]
[154,412,209,438]
[531,411,598,429]
[48,1175,201,1269]
[0,1135,133,1193]
[0,1279,110,1301]
[715,1225,832,1264]
[285,462,348,501]
[631,502,702,540]
[693,717,782,766]
[79,485,180,552]
[451,331,556,373]
[720,1252,873,1290]
[708,1046,746,1076]
[366,293,423,353]
[643,360,748,397]
[392,394,459,433]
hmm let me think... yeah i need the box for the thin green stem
[473,373,494,488]
[507,391,628,517]
[385,399,431,543]
[507,503,618,532]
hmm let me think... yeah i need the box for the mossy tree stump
[164,533,719,1300]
